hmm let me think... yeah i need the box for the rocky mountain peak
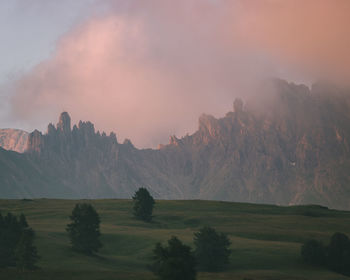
[78,121,95,136]
[3,79,350,209]
[123,138,134,148]
[27,129,43,154]
[27,112,119,157]
[169,135,182,146]
[0,129,29,153]
[57,112,71,134]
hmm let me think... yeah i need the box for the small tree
[132,187,155,222]
[193,226,231,271]
[151,236,196,280]
[66,203,102,255]
[301,239,326,266]
[15,228,40,271]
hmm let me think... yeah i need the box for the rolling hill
[0,199,350,280]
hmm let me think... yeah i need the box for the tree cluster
[151,227,231,280]
[301,232,350,276]
[0,212,39,270]
[152,236,197,280]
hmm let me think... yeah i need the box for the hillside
[1,79,350,209]
[1,199,350,280]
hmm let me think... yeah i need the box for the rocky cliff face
[2,79,350,209]
[0,129,29,153]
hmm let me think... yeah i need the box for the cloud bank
[7,0,350,147]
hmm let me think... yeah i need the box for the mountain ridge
[1,79,350,209]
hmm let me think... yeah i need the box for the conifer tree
[132,187,155,222]
[66,203,102,255]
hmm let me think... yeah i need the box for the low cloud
[7,0,350,147]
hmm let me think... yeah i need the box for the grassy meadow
[1,199,350,280]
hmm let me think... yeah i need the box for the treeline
[301,232,350,276]
[0,212,39,270]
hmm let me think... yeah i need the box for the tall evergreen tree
[132,188,155,222]
[66,203,102,255]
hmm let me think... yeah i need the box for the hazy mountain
[0,129,28,153]
[1,79,350,209]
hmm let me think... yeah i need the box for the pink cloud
[9,0,350,147]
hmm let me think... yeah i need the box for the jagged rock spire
[57,112,71,133]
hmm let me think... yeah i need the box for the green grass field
[1,199,350,280]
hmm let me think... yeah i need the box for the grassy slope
[1,199,350,280]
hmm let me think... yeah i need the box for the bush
[66,203,102,255]
[193,226,231,271]
[151,236,196,280]
[132,188,155,222]
[301,239,326,266]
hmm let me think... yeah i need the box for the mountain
[0,129,28,153]
[1,79,350,209]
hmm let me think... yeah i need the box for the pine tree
[66,203,102,255]
[132,187,155,222]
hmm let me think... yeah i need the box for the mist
[5,0,350,148]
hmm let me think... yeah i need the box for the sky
[1,0,350,148]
